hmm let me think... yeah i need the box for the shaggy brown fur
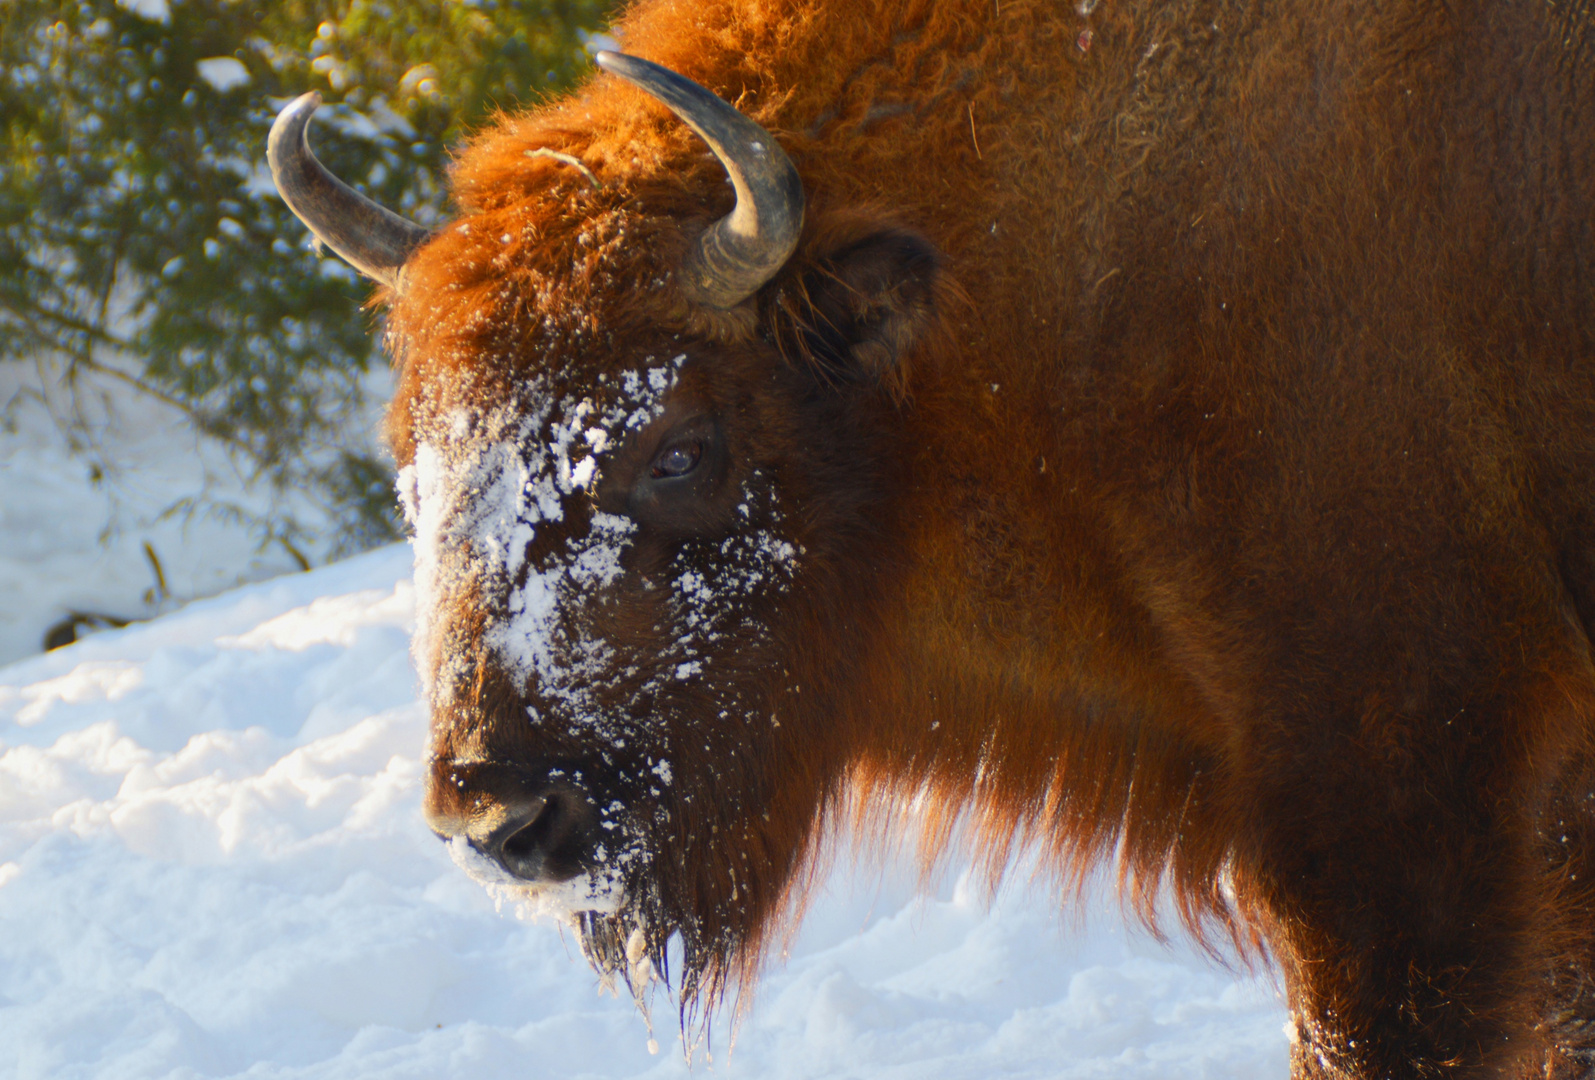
[385,0,1595,1075]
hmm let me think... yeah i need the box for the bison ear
[765,227,943,392]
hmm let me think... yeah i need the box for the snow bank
[0,358,386,668]
[0,545,1288,1078]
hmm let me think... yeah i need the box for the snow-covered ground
[0,542,1291,1078]
[0,358,383,668]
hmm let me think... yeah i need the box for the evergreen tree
[0,0,612,558]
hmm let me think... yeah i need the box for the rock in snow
[0,543,1288,1078]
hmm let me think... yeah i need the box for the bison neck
[698,0,1595,904]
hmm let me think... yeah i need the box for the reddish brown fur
[387,1,1595,1075]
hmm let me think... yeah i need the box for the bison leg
[1243,769,1559,1078]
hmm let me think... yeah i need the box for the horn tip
[594,51,658,86]
[277,90,323,122]
[269,91,324,155]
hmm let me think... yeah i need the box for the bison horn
[595,52,805,310]
[267,92,430,290]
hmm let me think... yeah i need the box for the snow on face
[397,355,683,720]
[398,348,805,929]
[663,507,799,686]
[446,834,624,916]
[397,348,804,746]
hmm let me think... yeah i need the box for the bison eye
[650,441,701,479]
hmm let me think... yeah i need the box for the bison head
[270,54,945,1011]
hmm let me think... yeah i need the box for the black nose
[485,777,602,881]
[425,762,602,883]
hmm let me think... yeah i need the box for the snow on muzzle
[423,759,602,884]
[400,361,685,912]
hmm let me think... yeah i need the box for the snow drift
[0,544,1288,1078]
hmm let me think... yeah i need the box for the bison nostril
[501,798,563,874]
[426,760,604,883]
[489,782,598,883]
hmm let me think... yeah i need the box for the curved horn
[267,92,430,290]
[595,52,804,310]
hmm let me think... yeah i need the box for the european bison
[269,1,1595,1075]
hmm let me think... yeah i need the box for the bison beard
[270,0,1595,1075]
